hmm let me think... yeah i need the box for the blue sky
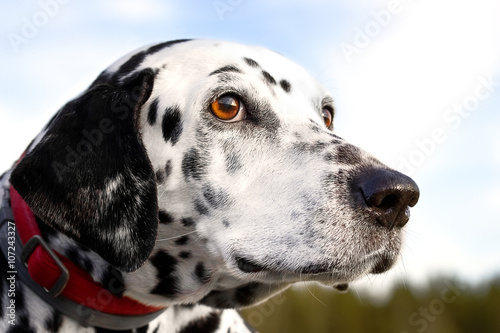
[1,0,499,293]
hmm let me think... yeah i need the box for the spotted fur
[1,39,418,332]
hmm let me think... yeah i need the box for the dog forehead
[106,39,330,122]
[107,39,321,89]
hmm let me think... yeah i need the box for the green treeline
[241,276,500,333]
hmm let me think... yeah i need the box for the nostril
[355,168,420,229]
[366,192,399,210]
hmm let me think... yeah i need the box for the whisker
[157,187,169,201]
[156,230,198,242]
[352,284,363,304]
[307,286,327,307]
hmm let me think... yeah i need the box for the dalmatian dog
[0,39,419,332]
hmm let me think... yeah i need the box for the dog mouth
[235,256,351,292]
[235,252,396,291]
[235,257,267,274]
[235,257,343,275]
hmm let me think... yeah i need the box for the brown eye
[211,94,246,122]
[322,107,333,128]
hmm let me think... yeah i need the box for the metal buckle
[21,235,70,297]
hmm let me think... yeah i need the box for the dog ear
[10,69,158,272]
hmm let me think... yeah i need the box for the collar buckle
[21,235,69,297]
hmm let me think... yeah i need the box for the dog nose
[354,168,420,229]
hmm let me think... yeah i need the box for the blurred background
[1,1,499,332]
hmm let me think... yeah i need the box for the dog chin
[234,243,401,286]
[234,255,394,288]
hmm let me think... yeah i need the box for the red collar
[9,185,165,318]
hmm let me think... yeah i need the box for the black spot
[10,315,36,333]
[156,168,165,183]
[148,98,159,125]
[195,262,211,284]
[235,282,260,306]
[311,141,328,151]
[175,235,190,246]
[162,106,183,145]
[209,65,242,76]
[159,210,174,224]
[330,138,343,145]
[137,325,149,333]
[44,311,62,332]
[327,132,344,141]
[178,312,221,333]
[182,149,207,181]
[114,39,192,79]
[96,328,132,333]
[199,290,228,308]
[152,325,160,333]
[194,199,210,215]
[101,266,125,297]
[182,217,195,227]
[329,144,363,165]
[279,80,291,93]
[147,39,192,54]
[150,251,180,297]
[247,99,282,135]
[179,251,192,259]
[222,220,230,228]
[324,153,335,162]
[165,160,173,179]
[114,52,149,80]
[244,57,260,68]
[65,247,94,273]
[262,71,277,85]
[309,121,322,134]
[203,186,230,209]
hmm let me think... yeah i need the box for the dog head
[10,39,419,307]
